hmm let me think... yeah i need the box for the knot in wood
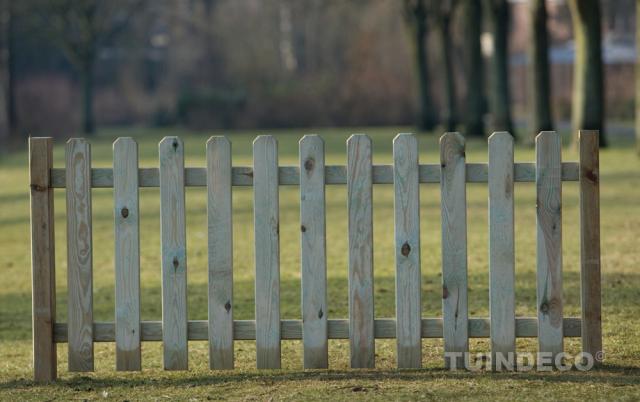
[121,207,129,218]
[172,256,179,269]
[300,225,306,233]
[224,300,231,313]
[442,285,449,299]
[401,242,411,257]
[585,169,598,183]
[172,139,179,150]
[318,308,323,319]
[540,302,549,314]
[304,157,315,172]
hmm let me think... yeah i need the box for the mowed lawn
[0,126,639,400]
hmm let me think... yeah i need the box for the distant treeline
[0,0,634,146]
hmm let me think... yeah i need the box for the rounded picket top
[159,136,183,153]
[439,132,465,165]
[393,132,417,146]
[253,134,277,147]
[206,135,230,148]
[299,134,324,146]
[113,137,137,152]
[534,130,558,144]
[346,133,371,147]
[488,131,513,145]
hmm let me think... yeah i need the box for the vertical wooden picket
[253,135,281,369]
[579,130,603,365]
[439,132,468,369]
[30,137,57,382]
[159,137,188,370]
[535,131,563,363]
[392,133,421,368]
[299,135,328,369]
[206,136,234,370]
[346,134,375,368]
[66,139,94,372]
[113,138,141,371]
[488,132,515,370]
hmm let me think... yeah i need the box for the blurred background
[0,0,635,148]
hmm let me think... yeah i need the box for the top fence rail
[49,162,580,188]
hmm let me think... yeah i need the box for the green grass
[0,126,639,400]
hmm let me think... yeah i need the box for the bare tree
[529,0,553,141]
[403,0,437,131]
[36,0,145,135]
[568,0,607,147]
[431,0,458,132]
[0,0,17,149]
[636,0,640,155]
[461,0,485,137]
[485,0,513,134]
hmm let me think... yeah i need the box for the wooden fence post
[535,131,564,364]
[439,132,469,369]
[579,130,603,365]
[30,137,57,382]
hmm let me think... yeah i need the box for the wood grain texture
[535,131,564,362]
[579,130,603,365]
[206,136,234,369]
[65,138,94,372]
[439,132,469,369]
[53,317,583,343]
[346,134,375,368]
[159,137,188,370]
[113,138,141,371]
[392,134,421,368]
[299,135,328,369]
[253,136,281,369]
[49,162,581,188]
[30,137,57,382]
[488,132,516,370]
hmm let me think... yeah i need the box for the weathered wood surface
[30,137,57,382]
[113,138,141,371]
[439,133,469,369]
[488,132,516,370]
[65,139,94,372]
[579,130,603,365]
[535,131,564,362]
[50,162,581,188]
[206,136,234,370]
[393,134,421,368]
[159,137,188,370]
[299,135,328,369]
[253,136,281,369]
[347,134,375,368]
[53,317,583,342]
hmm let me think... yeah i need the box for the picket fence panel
[29,131,603,381]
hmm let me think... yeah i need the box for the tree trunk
[81,61,95,135]
[406,0,437,131]
[636,0,640,155]
[438,13,457,132]
[486,0,513,134]
[529,0,553,140]
[462,0,485,136]
[568,0,607,147]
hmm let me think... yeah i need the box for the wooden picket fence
[29,131,602,381]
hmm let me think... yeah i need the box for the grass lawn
[0,126,639,400]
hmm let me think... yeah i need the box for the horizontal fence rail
[29,131,602,382]
[49,163,581,188]
[52,318,583,342]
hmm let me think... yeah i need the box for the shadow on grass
[2,365,639,390]
[3,271,638,341]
